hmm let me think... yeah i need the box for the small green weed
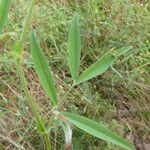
[1,0,150,150]
[29,13,135,150]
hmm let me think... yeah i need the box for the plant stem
[15,58,51,150]
[43,133,52,150]
[13,1,52,149]
[56,120,72,150]
[16,59,38,117]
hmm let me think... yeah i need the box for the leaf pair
[0,0,11,34]
[30,14,132,106]
[68,14,132,85]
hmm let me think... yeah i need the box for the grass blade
[63,112,135,150]
[30,31,58,106]
[0,0,11,34]
[68,14,81,81]
[75,46,132,84]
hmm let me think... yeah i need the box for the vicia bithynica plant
[1,0,135,149]
[30,14,135,150]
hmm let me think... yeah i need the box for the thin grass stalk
[16,59,52,150]
[43,133,52,150]
[16,59,39,117]
[13,1,51,149]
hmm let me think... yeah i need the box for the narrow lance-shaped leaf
[68,14,81,81]
[75,46,132,85]
[63,112,135,150]
[0,0,11,34]
[30,31,58,106]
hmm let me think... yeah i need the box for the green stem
[13,1,52,149]
[16,59,38,116]
[15,59,51,150]
[43,133,52,150]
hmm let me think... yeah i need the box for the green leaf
[30,31,58,106]
[63,112,135,150]
[75,46,132,85]
[68,14,81,81]
[0,0,11,34]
